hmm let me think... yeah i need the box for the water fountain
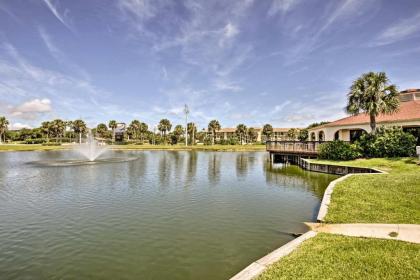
[30,129,138,167]
[75,130,108,161]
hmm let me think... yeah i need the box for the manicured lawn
[110,144,266,151]
[0,144,68,151]
[0,143,266,152]
[311,158,420,224]
[256,233,420,280]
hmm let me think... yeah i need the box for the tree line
[0,71,410,146]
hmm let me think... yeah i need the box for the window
[334,131,339,140]
[318,131,325,141]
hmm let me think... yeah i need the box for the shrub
[318,140,360,161]
[25,138,47,144]
[42,143,62,146]
[357,126,416,157]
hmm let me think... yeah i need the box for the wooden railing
[266,141,327,155]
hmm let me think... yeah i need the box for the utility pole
[184,104,189,146]
[192,122,195,146]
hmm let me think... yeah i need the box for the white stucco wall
[308,120,420,141]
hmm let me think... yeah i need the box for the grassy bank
[257,233,420,280]
[0,143,266,152]
[110,144,266,151]
[256,157,420,280]
[0,144,69,151]
[311,158,420,224]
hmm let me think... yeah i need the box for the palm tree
[298,129,309,141]
[129,120,141,140]
[0,116,9,143]
[108,120,118,142]
[139,122,148,143]
[72,119,87,144]
[208,120,221,145]
[236,124,247,145]
[41,121,51,142]
[287,128,298,140]
[247,127,258,143]
[347,72,399,134]
[158,119,172,143]
[187,122,197,145]
[262,124,273,142]
[50,119,65,142]
[173,125,184,142]
[96,123,108,138]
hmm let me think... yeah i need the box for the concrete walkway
[306,223,420,244]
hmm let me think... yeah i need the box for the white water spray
[75,130,108,161]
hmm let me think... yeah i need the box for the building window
[310,132,316,141]
[334,131,340,140]
[318,131,325,142]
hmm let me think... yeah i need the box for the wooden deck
[266,141,324,156]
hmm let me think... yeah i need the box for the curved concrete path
[305,223,420,244]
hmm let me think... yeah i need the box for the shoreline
[229,160,388,280]
[0,144,267,153]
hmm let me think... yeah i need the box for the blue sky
[1,0,420,130]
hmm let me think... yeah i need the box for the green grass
[0,143,266,152]
[256,233,420,280]
[310,158,420,224]
[0,144,69,151]
[110,144,266,151]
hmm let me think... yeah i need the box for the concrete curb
[317,167,386,222]
[229,231,317,280]
[306,223,420,244]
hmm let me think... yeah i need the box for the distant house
[214,127,300,142]
[308,89,420,143]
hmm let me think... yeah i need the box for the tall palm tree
[247,127,258,144]
[208,120,221,145]
[129,120,141,140]
[187,122,197,145]
[262,124,273,142]
[139,122,148,143]
[96,123,108,138]
[173,125,184,142]
[0,116,9,143]
[50,119,65,142]
[41,121,51,142]
[108,120,118,142]
[347,72,399,134]
[158,119,172,143]
[236,124,247,145]
[72,119,87,144]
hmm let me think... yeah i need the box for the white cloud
[214,79,242,92]
[42,0,74,32]
[9,122,32,130]
[374,12,420,46]
[223,23,239,39]
[272,101,292,114]
[267,0,300,16]
[10,98,52,120]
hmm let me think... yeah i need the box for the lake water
[0,150,337,279]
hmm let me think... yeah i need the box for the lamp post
[184,104,189,146]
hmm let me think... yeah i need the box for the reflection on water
[263,161,336,200]
[0,151,338,280]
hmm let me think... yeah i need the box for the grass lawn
[256,233,420,280]
[110,144,266,151]
[310,158,420,224]
[0,143,266,152]
[0,144,68,151]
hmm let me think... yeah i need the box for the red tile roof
[320,100,420,128]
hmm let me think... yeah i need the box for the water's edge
[229,160,384,280]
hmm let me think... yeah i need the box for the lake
[0,150,337,279]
